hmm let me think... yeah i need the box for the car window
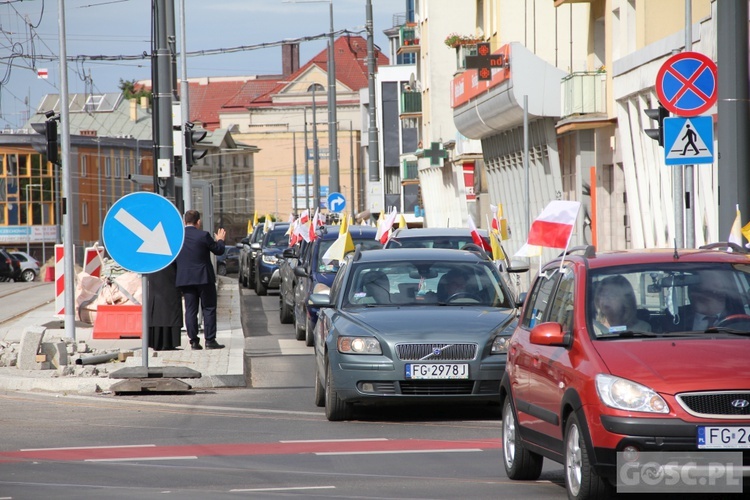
[547,268,575,334]
[12,253,27,262]
[521,269,562,329]
[264,227,290,247]
[314,237,382,273]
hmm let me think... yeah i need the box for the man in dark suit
[175,210,226,350]
[667,269,742,331]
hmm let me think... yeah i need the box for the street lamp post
[25,183,42,256]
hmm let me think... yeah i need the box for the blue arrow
[330,194,345,212]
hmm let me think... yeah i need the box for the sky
[0,0,406,129]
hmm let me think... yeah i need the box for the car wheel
[294,310,306,341]
[217,263,227,276]
[564,412,612,500]
[314,362,325,407]
[255,272,267,296]
[325,360,352,421]
[305,314,315,347]
[279,294,293,324]
[502,397,543,480]
[20,270,36,282]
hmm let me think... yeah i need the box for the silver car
[10,251,41,282]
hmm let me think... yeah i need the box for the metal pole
[366,0,379,182]
[684,0,694,248]
[58,0,75,341]
[524,95,530,235]
[293,131,298,215]
[327,0,339,193]
[349,120,354,212]
[97,139,103,238]
[25,184,31,255]
[219,154,223,226]
[313,86,320,211]
[40,185,45,262]
[304,107,310,210]
[154,0,174,199]
[180,0,192,210]
[141,275,149,368]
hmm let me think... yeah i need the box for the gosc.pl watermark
[617,451,743,494]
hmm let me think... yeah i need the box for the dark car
[310,247,520,421]
[254,222,291,296]
[238,224,265,289]
[501,243,750,500]
[283,225,380,346]
[216,246,240,276]
[0,249,22,281]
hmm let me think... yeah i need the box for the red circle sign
[655,51,717,117]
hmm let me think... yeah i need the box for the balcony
[455,44,478,70]
[400,90,422,116]
[398,24,420,54]
[561,71,607,117]
[402,160,418,180]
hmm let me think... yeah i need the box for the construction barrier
[54,244,64,316]
[84,245,105,277]
[92,304,142,339]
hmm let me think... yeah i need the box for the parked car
[501,243,750,500]
[9,251,41,282]
[238,224,265,289]
[281,224,380,346]
[310,247,520,421]
[253,222,291,296]
[216,246,240,276]
[278,238,309,326]
[0,249,22,281]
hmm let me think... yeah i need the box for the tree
[119,79,152,103]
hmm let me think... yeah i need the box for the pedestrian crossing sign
[663,116,714,165]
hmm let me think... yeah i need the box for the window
[115,157,121,178]
[124,157,131,178]
[82,201,88,225]
[81,156,87,177]
[522,269,562,328]
[548,268,575,334]
[105,157,111,178]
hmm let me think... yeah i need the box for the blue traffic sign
[663,116,714,165]
[656,52,717,117]
[102,192,185,274]
[327,192,346,213]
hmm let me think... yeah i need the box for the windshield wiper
[597,330,659,339]
[704,326,750,336]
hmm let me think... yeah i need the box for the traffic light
[184,122,208,171]
[44,118,59,165]
[644,104,669,147]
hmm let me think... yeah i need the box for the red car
[501,244,750,499]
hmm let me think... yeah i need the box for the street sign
[664,116,714,165]
[656,51,717,117]
[102,192,185,274]
[327,192,346,213]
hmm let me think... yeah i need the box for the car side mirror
[529,322,571,347]
[294,266,308,278]
[282,247,297,259]
[508,258,530,274]
[240,237,249,245]
[251,242,261,250]
[308,292,332,308]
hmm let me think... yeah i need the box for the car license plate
[405,364,469,379]
[698,426,750,449]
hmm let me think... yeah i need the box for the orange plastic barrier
[92,305,142,339]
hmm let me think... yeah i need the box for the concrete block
[40,341,69,368]
[18,326,46,370]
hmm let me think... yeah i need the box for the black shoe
[190,341,203,350]
[205,340,225,350]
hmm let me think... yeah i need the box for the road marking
[21,444,155,452]
[85,456,198,462]
[281,438,388,443]
[231,486,336,493]
[316,448,482,456]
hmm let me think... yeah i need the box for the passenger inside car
[362,270,390,304]
[592,274,652,335]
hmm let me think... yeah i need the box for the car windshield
[316,238,383,273]
[588,262,750,337]
[264,227,289,247]
[389,236,485,250]
[343,260,510,308]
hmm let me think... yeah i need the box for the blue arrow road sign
[663,116,714,165]
[327,192,346,213]
[102,192,185,274]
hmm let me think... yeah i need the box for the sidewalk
[0,276,245,394]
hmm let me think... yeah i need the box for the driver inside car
[437,269,470,302]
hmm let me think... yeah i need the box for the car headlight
[262,254,278,265]
[595,374,669,413]
[491,335,510,354]
[337,336,382,354]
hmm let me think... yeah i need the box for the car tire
[294,311,306,341]
[564,412,612,500]
[20,270,36,282]
[255,272,267,296]
[217,263,227,276]
[314,363,325,407]
[325,360,352,421]
[279,294,293,324]
[305,314,314,347]
[502,398,543,480]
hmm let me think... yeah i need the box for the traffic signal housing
[184,122,208,171]
[31,112,60,165]
[644,104,669,147]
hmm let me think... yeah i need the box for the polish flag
[37,68,49,79]
[309,210,321,242]
[527,200,581,249]
[467,215,492,252]
[375,208,398,244]
[490,204,500,232]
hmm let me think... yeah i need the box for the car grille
[396,343,478,361]
[400,381,475,395]
[676,391,750,418]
